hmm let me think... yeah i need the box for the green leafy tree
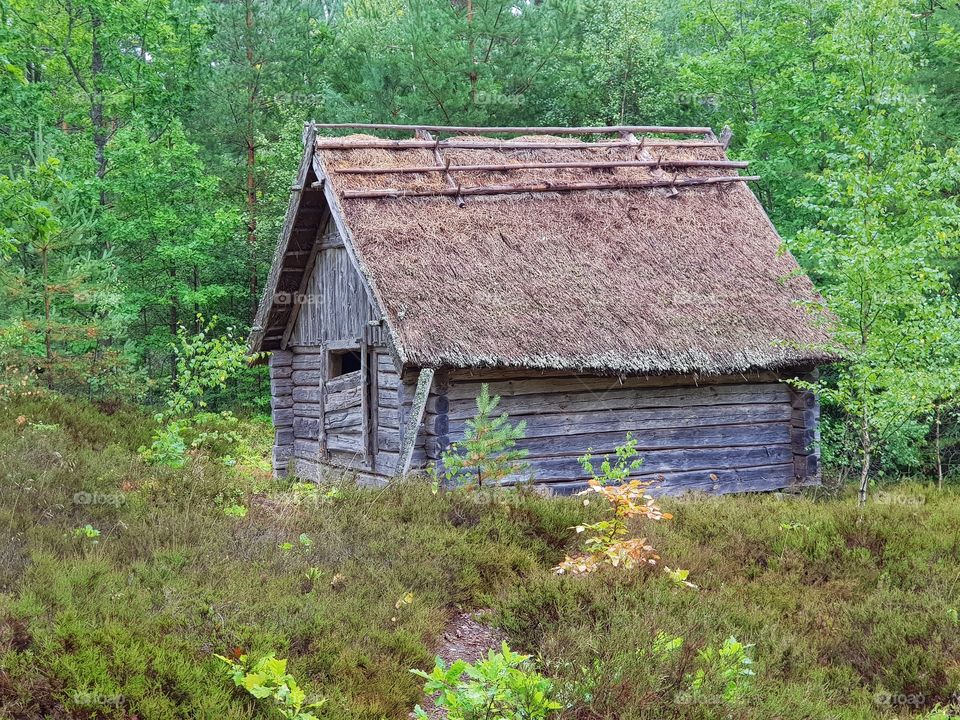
[793,0,960,502]
[440,383,529,489]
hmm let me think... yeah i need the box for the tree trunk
[858,407,871,507]
[245,0,259,322]
[42,246,51,364]
[90,10,107,210]
[935,404,943,492]
[169,267,178,380]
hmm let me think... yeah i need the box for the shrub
[216,652,326,719]
[411,642,560,720]
[555,435,672,574]
[141,317,259,468]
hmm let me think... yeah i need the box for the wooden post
[369,347,381,470]
[789,372,821,485]
[360,327,370,466]
[399,369,435,475]
[317,346,328,461]
[415,129,464,207]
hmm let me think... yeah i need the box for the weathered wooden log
[424,413,450,437]
[325,369,362,395]
[378,353,398,370]
[377,408,400,429]
[375,451,400,475]
[291,369,323,384]
[272,408,294,426]
[377,431,400,453]
[293,401,321,418]
[276,427,294,446]
[325,405,362,430]
[453,423,791,457]
[294,417,320,440]
[342,174,760,200]
[319,139,722,152]
[271,394,294,410]
[325,383,363,413]
[378,388,399,410]
[270,365,293,380]
[333,159,751,175]
[327,431,365,454]
[293,458,320,481]
[291,353,323,370]
[315,122,714,135]
[293,386,322,403]
[446,387,790,420]
[294,439,320,460]
[378,371,399,391]
[791,427,817,454]
[269,350,293,367]
[440,402,790,437]
[445,375,784,401]
[506,443,793,480]
[538,463,796,496]
[271,379,293,395]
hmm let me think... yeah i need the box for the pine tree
[440,384,529,489]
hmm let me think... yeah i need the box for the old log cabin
[248,123,833,494]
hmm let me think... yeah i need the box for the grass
[0,395,958,719]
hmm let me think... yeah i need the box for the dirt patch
[412,610,508,719]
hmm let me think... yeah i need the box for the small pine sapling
[439,384,529,489]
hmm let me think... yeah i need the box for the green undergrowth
[0,396,958,719]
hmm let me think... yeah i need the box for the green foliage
[141,317,259,468]
[411,642,561,720]
[686,636,755,704]
[216,652,326,720]
[791,0,960,497]
[439,383,529,489]
[71,524,101,543]
[580,433,643,485]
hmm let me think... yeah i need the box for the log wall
[424,370,820,495]
[269,350,294,476]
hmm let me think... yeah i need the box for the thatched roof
[251,124,833,375]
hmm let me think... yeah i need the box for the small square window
[328,349,362,377]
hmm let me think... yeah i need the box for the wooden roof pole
[330,159,750,175]
[313,138,723,152]
[342,174,760,200]
[312,122,713,135]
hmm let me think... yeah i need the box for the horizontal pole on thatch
[311,122,713,135]
[316,138,722,152]
[342,175,761,200]
[332,159,750,175]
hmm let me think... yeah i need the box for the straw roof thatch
[253,127,833,375]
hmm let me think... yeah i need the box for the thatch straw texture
[312,133,832,375]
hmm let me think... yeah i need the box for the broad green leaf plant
[215,652,326,720]
[412,642,561,720]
